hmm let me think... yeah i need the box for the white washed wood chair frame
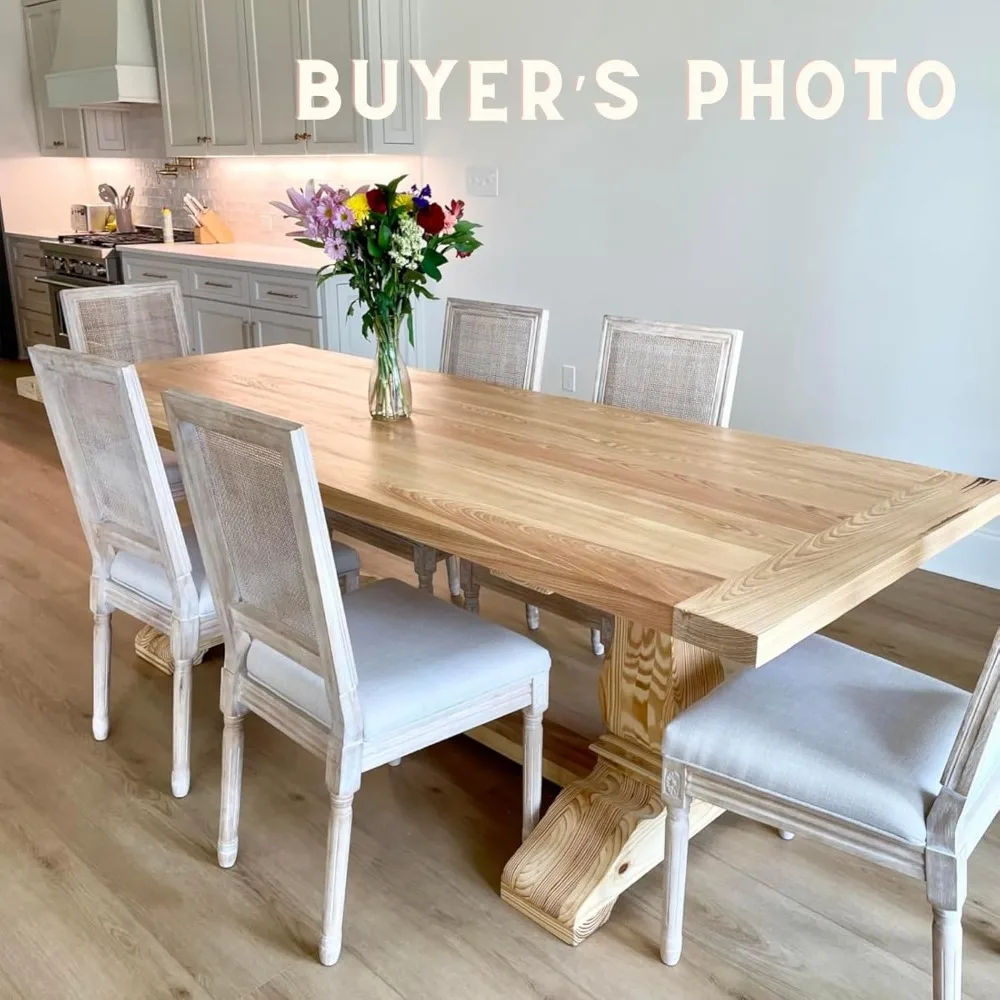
[660,629,1000,1000]
[163,390,550,966]
[28,345,222,799]
[61,281,192,503]
[325,297,549,596]
[462,317,743,655]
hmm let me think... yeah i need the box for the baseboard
[925,520,1000,589]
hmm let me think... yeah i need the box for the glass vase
[368,323,412,421]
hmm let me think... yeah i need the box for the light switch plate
[466,166,500,198]
[561,365,576,393]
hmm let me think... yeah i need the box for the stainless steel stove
[36,227,195,347]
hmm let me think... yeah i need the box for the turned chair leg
[413,545,437,594]
[445,555,462,599]
[661,802,691,966]
[778,829,795,841]
[461,560,481,615]
[932,908,963,1000]
[217,713,245,868]
[590,627,603,657]
[525,604,540,631]
[319,793,355,967]
[92,611,112,741]
[591,617,614,658]
[171,657,193,798]
[389,758,401,767]
[522,705,544,840]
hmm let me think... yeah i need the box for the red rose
[448,199,465,221]
[366,189,388,214]
[417,203,446,235]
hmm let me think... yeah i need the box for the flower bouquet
[271,176,482,420]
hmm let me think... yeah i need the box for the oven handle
[34,276,89,290]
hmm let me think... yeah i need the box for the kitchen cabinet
[22,1,84,156]
[154,0,417,157]
[152,0,254,157]
[251,307,320,348]
[189,299,251,355]
[5,235,55,358]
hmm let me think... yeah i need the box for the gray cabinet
[153,0,254,157]
[189,299,251,354]
[23,1,84,156]
[251,307,320,349]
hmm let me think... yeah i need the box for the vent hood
[46,0,160,108]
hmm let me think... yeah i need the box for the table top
[137,345,1000,665]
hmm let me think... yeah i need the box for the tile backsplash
[130,153,423,244]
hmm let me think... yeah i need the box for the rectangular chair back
[441,298,548,391]
[163,390,363,741]
[61,282,191,362]
[595,317,743,427]
[28,345,192,583]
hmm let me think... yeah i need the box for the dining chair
[163,388,551,967]
[659,632,1000,1000]
[61,282,192,502]
[325,297,549,599]
[29,344,221,800]
[463,317,743,655]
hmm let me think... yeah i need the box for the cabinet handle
[52,141,65,148]
[203,280,233,289]
[265,290,297,299]
[302,132,312,141]
[241,320,250,349]
[142,272,169,279]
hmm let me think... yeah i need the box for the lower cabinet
[188,299,251,354]
[251,307,319,348]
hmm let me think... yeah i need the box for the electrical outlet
[561,365,577,393]
[466,166,500,198]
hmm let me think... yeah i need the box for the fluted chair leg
[171,657,193,798]
[661,802,690,967]
[525,604,540,631]
[218,713,245,868]
[932,908,963,1000]
[92,611,112,741]
[319,793,355,966]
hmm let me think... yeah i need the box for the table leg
[500,617,726,945]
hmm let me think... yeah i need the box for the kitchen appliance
[45,0,160,108]
[70,205,88,232]
[37,227,195,348]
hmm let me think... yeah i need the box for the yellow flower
[394,193,414,210]
[346,193,370,224]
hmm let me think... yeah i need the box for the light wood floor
[1,358,999,1000]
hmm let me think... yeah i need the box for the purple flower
[270,179,318,222]
[324,235,348,262]
[410,182,432,211]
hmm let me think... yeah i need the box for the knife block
[194,209,234,244]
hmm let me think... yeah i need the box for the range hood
[46,0,160,108]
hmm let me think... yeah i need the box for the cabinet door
[152,0,208,156]
[200,0,254,154]
[301,0,366,153]
[363,0,418,151]
[333,283,416,363]
[23,1,84,156]
[251,307,320,349]
[245,0,306,154]
[190,299,251,354]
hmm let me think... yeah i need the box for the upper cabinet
[156,0,418,157]
[22,1,84,156]
[152,0,254,156]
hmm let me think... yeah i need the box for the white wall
[418,0,1000,586]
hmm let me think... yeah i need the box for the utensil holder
[116,207,136,234]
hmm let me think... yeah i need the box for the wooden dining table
[135,344,1000,947]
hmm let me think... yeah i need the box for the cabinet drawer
[10,240,44,270]
[20,309,55,349]
[190,265,250,304]
[123,257,188,290]
[250,272,319,316]
[14,268,51,316]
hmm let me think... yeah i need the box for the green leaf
[296,238,325,248]
[424,249,448,269]
[378,223,392,250]
[421,261,442,281]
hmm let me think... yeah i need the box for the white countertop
[118,240,330,276]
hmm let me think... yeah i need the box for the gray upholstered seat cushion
[663,635,970,844]
[329,538,360,576]
[246,578,550,738]
[109,524,215,615]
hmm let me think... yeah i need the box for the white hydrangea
[389,214,425,269]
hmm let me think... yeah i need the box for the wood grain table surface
[136,344,1000,945]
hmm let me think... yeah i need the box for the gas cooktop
[56,226,195,248]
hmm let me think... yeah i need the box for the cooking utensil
[98,183,119,209]
[184,193,208,216]
[122,185,134,208]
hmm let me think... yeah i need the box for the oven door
[34,275,107,350]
